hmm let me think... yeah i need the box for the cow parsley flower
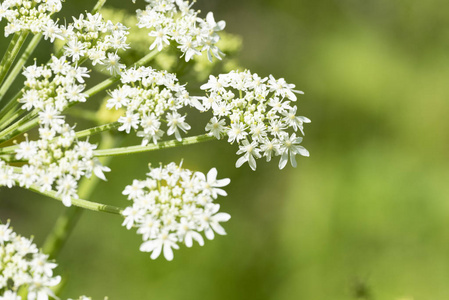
[122,163,231,261]
[0,222,61,300]
[20,56,88,115]
[136,0,226,62]
[13,121,110,206]
[107,67,197,144]
[199,70,310,170]
[0,0,63,36]
[58,12,129,71]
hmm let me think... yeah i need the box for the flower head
[107,67,197,145]
[137,0,225,61]
[0,222,61,300]
[200,70,310,170]
[122,163,231,261]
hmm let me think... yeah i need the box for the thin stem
[0,32,28,86]
[15,181,123,214]
[0,108,26,134]
[0,144,17,154]
[0,109,38,144]
[0,33,20,73]
[0,90,22,124]
[92,0,108,14]
[94,134,215,157]
[75,122,120,139]
[0,33,42,104]
[85,75,120,98]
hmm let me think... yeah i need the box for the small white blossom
[0,0,63,36]
[0,222,61,300]
[108,67,197,145]
[11,121,109,207]
[122,163,231,261]
[137,1,226,61]
[200,70,310,170]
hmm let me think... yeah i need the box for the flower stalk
[0,32,28,86]
[0,33,43,103]
[94,134,215,157]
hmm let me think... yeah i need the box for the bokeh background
[2,0,449,299]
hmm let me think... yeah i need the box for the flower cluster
[107,66,196,144]
[20,55,88,116]
[0,222,60,300]
[136,0,226,61]
[0,0,62,36]
[59,12,129,74]
[13,122,110,207]
[199,70,311,170]
[122,163,231,261]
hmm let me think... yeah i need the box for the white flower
[118,112,140,133]
[107,67,195,144]
[205,117,226,139]
[137,0,225,61]
[268,75,303,101]
[278,133,310,169]
[199,204,231,240]
[122,163,230,261]
[200,70,309,170]
[0,223,61,299]
[148,27,170,51]
[140,231,180,261]
[281,106,311,135]
[12,120,109,207]
[195,168,230,199]
[166,112,191,141]
[235,140,261,171]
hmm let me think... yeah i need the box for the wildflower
[12,121,110,207]
[122,163,231,261]
[200,70,310,170]
[137,1,226,61]
[107,67,197,145]
[278,133,310,169]
[0,222,61,300]
[0,0,63,36]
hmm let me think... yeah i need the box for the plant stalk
[94,134,215,157]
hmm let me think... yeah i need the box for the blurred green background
[2,0,449,299]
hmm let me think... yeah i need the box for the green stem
[92,0,108,14]
[0,144,17,154]
[0,32,28,86]
[0,33,42,104]
[94,134,215,157]
[41,132,122,258]
[0,90,22,126]
[21,182,124,214]
[0,109,38,144]
[75,122,120,139]
[0,33,20,73]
